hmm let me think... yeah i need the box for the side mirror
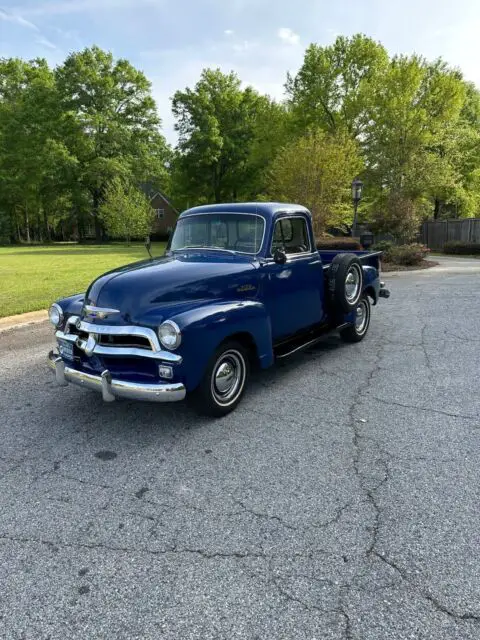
[273,248,287,265]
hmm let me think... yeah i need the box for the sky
[0,0,479,144]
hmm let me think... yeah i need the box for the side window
[271,217,311,255]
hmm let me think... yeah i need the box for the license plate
[58,339,74,361]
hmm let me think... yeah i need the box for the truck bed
[318,250,382,271]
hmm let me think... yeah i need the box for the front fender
[56,293,85,317]
[170,300,273,391]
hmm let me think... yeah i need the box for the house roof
[140,182,178,214]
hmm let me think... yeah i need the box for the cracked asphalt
[0,260,479,639]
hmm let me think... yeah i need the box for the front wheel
[340,295,371,343]
[190,341,250,417]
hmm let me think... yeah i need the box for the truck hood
[84,251,258,325]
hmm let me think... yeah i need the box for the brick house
[141,184,179,238]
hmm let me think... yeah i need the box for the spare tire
[327,253,364,314]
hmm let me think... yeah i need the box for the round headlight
[48,303,64,328]
[158,320,181,350]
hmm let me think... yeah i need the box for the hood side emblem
[82,305,120,320]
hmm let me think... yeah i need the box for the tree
[0,58,75,242]
[286,34,389,136]
[98,178,154,244]
[362,56,469,222]
[266,130,363,236]
[172,69,263,204]
[55,46,168,242]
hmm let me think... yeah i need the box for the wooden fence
[421,219,480,250]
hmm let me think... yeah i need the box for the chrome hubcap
[345,265,361,303]
[212,350,245,406]
[215,362,235,393]
[355,300,369,334]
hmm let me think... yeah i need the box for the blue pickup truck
[47,203,390,416]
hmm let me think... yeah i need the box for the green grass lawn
[0,242,166,318]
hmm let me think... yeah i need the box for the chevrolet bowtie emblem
[82,305,120,320]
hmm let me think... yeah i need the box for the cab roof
[180,202,311,220]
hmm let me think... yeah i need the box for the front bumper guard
[47,351,186,403]
[379,281,391,299]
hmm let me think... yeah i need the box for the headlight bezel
[48,303,64,328]
[158,320,182,350]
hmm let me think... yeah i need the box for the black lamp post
[351,177,363,237]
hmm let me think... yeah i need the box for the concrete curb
[0,310,48,332]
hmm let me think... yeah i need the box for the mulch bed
[381,260,439,272]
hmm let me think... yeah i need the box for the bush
[370,193,421,241]
[443,241,480,255]
[371,240,394,253]
[316,237,362,250]
[383,243,429,266]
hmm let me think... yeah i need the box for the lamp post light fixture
[351,177,364,238]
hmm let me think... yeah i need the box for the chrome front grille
[66,320,151,350]
[56,316,181,363]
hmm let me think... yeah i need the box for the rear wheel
[190,341,250,417]
[340,295,371,343]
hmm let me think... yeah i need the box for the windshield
[170,213,265,255]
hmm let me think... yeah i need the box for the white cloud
[224,29,234,36]
[0,8,39,31]
[35,35,58,50]
[277,27,300,45]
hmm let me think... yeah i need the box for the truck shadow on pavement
[41,332,355,450]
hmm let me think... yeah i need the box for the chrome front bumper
[47,351,186,403]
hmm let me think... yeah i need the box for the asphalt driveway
[0,259,479,639]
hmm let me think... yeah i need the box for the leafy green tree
[98,177,154,244]
[172,68,265,204]
[0,57,74,242]
[286,34,389,136]
[55,46,168,241]
[362,56,469,221]
[266,130,363,236]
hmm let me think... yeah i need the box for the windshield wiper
[172,246,238,255]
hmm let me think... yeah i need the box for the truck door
[263,214,324,340]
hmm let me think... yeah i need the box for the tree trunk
[25,204,31,244]
[433,198,441,220]
[77,209,85,242]
[43,209,51,243]
[213,166,221,203]
[92,189,103,243]
[15,209,22,243]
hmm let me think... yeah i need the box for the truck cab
[47,202,390,416]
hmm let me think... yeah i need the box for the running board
[274,323,350,359]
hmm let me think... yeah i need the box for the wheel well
[220,332,259,367]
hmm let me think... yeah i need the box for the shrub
[370,193,421,241]
[383,243,429,266]
[316,237,362,250]
[443,241,480,255]
[371,240,394,253]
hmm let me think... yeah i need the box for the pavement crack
[420,323,434,376]
[368,396,477,422]
[373,552,480,623]
[0,533,264,561]
[234,500,299,531]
